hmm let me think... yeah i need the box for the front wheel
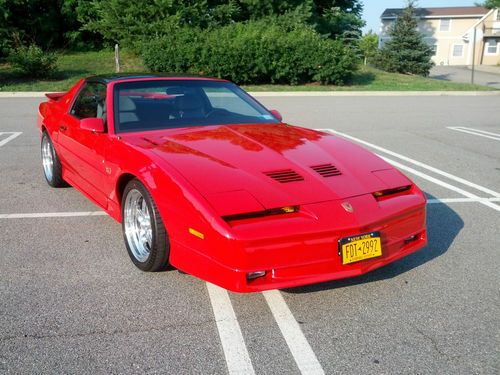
[122,179,170,271]
[41,132,66,187]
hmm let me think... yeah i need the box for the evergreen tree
[375,1,433,76]
[476,0,500,8]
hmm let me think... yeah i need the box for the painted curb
[0,91,499,98]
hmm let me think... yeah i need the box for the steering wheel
[204,108,228,119]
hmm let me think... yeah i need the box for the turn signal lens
[188,228,205,239]
[373,185,412,200]
[222,206,299,222]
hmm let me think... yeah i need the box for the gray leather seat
[174,93,206,119]
[119,96,139,123]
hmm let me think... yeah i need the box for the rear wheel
[41,132,66,187]
[122,179,170,271]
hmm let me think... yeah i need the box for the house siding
[380,7,500,66]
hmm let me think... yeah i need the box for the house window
[486,39,498,55]
[440,18,451,32]
[452,44,464,57]
[430,45,437,56]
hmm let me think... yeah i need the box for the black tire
[121,179,170,271]
[41,131,67,188]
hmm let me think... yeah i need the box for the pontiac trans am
[38,75,427,292]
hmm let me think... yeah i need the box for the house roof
[381,6,490,19]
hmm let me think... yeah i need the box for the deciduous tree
[358,31,378,65]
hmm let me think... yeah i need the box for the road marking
[427,197,500,204]
[206,283,255,375]
[263,290,325,375]
[0,132,22,147]
[454,127,500,138]
[447,127,500,141]
[378,155,500,212]
[318,129,500,198]
[3,197,500,219]
[0,211,107,219]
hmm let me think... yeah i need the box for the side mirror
[269,109,283,122]
[80,118,105,133]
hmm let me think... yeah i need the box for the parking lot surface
[430,65,500,90]
[1,95,499,374]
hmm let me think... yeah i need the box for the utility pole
[471,27,476,85]
[115,44,121,73]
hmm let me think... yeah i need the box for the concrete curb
[0,91,499,98]
[249,91,500,97]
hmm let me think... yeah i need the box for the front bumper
[170,192,428,292]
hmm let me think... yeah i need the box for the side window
[71,82,107,119]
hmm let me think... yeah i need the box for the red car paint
[38,76,427,292]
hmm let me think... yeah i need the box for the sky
[362,0,477,34]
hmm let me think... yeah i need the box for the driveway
[430,65,500,89]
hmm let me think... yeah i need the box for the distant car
[38,74,427,292]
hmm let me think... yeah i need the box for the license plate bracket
[338,231,382,265]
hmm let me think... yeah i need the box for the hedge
[141,19,357,85]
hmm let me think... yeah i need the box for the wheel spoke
[123,189,153,263]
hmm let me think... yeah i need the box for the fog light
[404,234,418,244]
[246,271,266,280]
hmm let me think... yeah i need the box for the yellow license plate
[339,231,382,265]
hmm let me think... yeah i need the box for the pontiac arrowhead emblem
[341,202,354,213]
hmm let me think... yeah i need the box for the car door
[57,82,110,209]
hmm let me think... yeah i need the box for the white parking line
[0,211,107,219]
[319,129,500,198]
[377,155,500,212]
[206,283,255,375]
[454,127,500,137]
[3,197,500,219]
[427,197,500,204]
[263,290,325,375]
[0,132,22,147]
[447,127,500,141]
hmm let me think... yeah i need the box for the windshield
[113,80,279,133]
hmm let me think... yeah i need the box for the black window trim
[69,81,107,120]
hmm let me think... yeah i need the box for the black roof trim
[86,73,225,84]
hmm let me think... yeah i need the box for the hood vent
[264,169,304,183]
[310,163,342,178]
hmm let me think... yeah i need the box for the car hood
[122,124,411,215]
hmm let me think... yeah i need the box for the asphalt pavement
[430,65,500,89]
[1,95,499,374]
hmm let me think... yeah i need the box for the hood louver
[311,164,342,177]
[264,169,304,183]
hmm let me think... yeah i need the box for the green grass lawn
[0,50,493,92]
[0,50,144,92]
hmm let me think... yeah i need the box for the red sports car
[38,75,427,292]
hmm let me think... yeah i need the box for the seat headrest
[119,96,136,111]
[176,93,204,111]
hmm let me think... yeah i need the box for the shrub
[141,19,357,85]
[8,44,58,78]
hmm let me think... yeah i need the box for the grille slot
[264,169,304,183]
[310,163,342,177]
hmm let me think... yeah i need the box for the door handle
[59,125,67,131]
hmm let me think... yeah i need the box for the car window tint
[72,82,107,119]
[204,87,261,117]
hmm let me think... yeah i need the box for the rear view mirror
[270,109,283,122]
[80,118,105,133]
